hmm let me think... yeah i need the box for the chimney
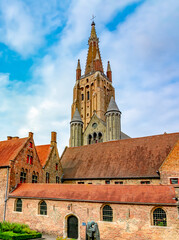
[51,131,57,145]
[28,132,33,138]
[12,136,19,140]
[7,136,12,140]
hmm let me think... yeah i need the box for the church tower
[71,21,115,130]
[70,21,129,146]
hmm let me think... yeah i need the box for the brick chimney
[7,136,12,140]
[51,131,57,145]
[28,132,33,138]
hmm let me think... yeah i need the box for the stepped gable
[0,137,28,167]
[61,132,179,179]
[36,144,51,167]
[9,183,177,205]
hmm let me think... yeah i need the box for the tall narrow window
[56,176,60,184]
[102,205,113,222]
[20,169,26,183]
[39,201,47,215]
[29,142,32,148]
[56,163,58,171]
[87,91,90,100]
[46,172,50,183]
[81,94,84,101]
[32,172,37,183]
[15,199,22,212]
[153,208,167,226]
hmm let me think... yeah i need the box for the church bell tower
[71,21,115,130]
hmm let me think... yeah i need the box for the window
[78,182,84,184]
[15,199,22,212]
[81,94,84,101]
[87,91,90,100]
[29,142,32,148]
[39,201,47,215]
[153,208,167,226]
[20,169,26,183]
[46,172,50,183]
[105,180,110,184]
[170,178,179,184]
[32,172,38,183]
[115,181,123,184]
[141,181,150,184]
[56,163,58,171]
[102,205,113,222]
[27,155,33,165]
[56,176,60,184]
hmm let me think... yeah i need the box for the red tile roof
[9,183,177,205]
[61,133,179,179]
[0,138,28,167]
[36,145,51,167]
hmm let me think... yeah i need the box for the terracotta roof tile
[36,144,51,167]
[61,133,179,179]
[0,138,28,167]
[9,183,177,205]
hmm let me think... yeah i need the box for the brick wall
[43,145,63,183]
[9,137,43,190]
[160,140,179,184]
[0,168,8,221]
[63,178,160,185]
[6,198,179,240]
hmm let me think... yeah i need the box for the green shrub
[0,231,42,240]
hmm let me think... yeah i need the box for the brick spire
[76,59,81,80]
[107,61,112,82]
[85,21,103,75]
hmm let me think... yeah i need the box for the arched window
[88,134,92,144]
[102,205,113,222]
[153,208,167,226]
[39,201,47,215]
[20,168,26,183]
[93,132,97,143]
[98,132,103,142]
[87,91,90,100]
[15,198,22,212]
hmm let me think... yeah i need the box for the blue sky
[0,0,178,153]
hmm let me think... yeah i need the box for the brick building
[0,21,179,240]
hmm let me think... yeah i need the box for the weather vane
[91,15,96,22]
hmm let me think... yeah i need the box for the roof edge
[8,196,177,206]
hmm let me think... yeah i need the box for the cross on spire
[91,15,96,25]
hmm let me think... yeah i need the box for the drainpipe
[3,166,10,222]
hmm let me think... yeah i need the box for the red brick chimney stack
[51,131,57,145]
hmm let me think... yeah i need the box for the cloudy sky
[0,0,178,154]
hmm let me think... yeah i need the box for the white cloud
[0,0,178,154]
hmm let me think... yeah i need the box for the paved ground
[42,234,57,240]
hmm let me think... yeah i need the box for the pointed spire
[107,61,111,72]
[85,22,104,75]
[71,108,83,123]
[106,96,121,113]
[90,21,97,39]
[76,59,81,80]
[77,59,81,70]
